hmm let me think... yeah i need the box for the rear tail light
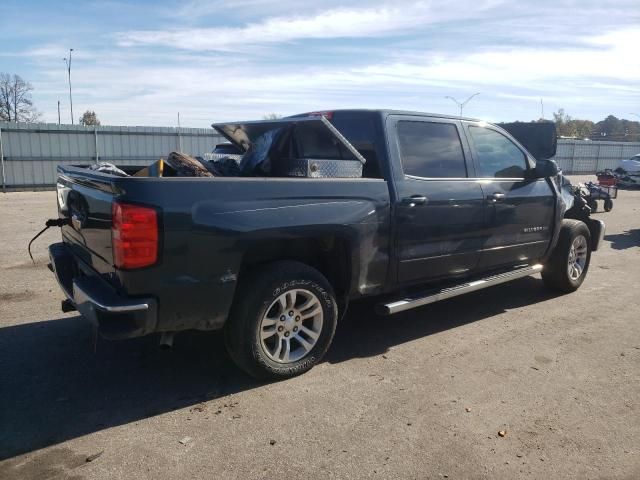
[111,202,158,269]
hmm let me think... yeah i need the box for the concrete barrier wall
[0,122,225,189]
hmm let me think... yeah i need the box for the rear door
[463,122,555,270]
[388,115,486,284]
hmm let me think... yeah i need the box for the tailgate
[56,166,117,276]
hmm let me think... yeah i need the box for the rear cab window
[397,121,468,178]
[331,112,385,179]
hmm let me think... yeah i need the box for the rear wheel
[604,198,613,212]
[224,261,338,379]
[541,220,591,293]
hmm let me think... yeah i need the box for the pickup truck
[48,109,605,379]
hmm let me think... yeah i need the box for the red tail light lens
[111,202,158,269]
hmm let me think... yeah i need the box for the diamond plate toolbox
[277,158,363,178]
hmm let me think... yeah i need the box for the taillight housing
[111,202,158,269]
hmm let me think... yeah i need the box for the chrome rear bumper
[49,242,157,339]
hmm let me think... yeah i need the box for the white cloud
[174,0,361,18]
[372,43,637,88]
[116,1,501,51]
[34,24,640,127]
[16,2,639,126]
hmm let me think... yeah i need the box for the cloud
[364,30,640,88]
[11,1,638,126]
[33,24,639,127]
[116,1,500,51]
[173,0,361,18]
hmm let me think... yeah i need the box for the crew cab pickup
[48,110,605,379]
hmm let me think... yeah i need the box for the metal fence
[553,140,640,174]
[1,122,639,190]
[0,122,225,190]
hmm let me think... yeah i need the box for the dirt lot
[0,179,638,480]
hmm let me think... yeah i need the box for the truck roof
[297,109,483,123]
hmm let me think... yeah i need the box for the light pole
[63,48,74,124]
[445,93,480,117]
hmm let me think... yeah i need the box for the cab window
[468,127,527,178]
[397,121,467,178]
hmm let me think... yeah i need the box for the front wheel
[604,198,613,212]
[541,220,592,293]
[224,261,338,379]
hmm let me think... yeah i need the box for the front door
[388,116,486,284]
[464,123,555,270]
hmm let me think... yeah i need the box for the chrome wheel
[567,235,588,281]
[259,289,323,364]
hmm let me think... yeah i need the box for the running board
[377,264,543,315]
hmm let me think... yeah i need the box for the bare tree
[0,75,10,121]
[0,73,41,123]
[79,110,101,126]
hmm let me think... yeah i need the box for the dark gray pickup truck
[48,109,605,379]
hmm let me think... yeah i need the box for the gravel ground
[0,178,638,480]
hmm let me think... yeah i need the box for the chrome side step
[377,264,543,315]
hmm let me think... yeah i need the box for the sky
[1,0,639,127]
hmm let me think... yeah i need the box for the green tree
[622,119,640,142]
[79,110,101,126]
[547,110,639,141]
[552,109,577,137]
[568,119,595,139]
[586,116,640,142]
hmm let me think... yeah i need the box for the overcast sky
[1,0,639,127]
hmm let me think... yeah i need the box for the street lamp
[63,48,74,124]
[445,93,480,117]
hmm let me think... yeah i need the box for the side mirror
[528,159,559,179]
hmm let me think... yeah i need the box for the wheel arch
[238,233,355,308]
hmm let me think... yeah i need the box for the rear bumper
[49,242,158,339]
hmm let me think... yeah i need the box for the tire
[604,198,613,212]
[587,198,598,212]
[224,261,338,380]
[541,220,591,293]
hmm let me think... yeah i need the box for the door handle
[401,195,428,207]
[487,192,505,202]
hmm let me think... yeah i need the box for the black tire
[541,220,591,293]
[224,261,338,380]
[604,198,613,212]
[587,198,598,213]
